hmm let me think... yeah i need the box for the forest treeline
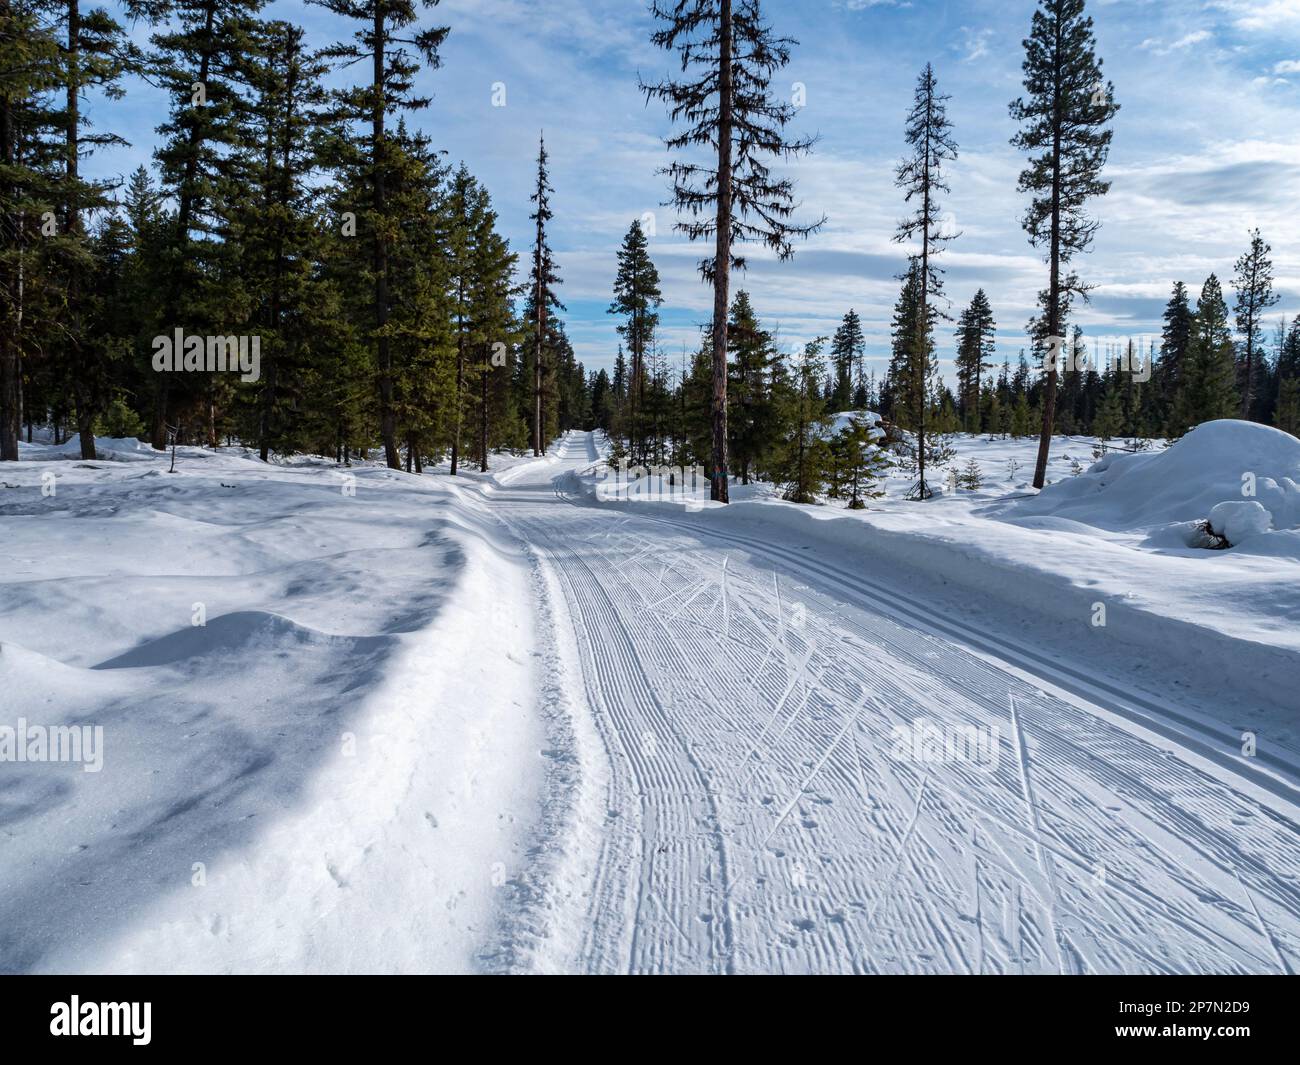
[0,0,589,470]
[1,0,1296,503]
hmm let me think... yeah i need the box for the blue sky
[89,0,1300,382]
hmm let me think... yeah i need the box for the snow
[0,440,559,973]
[820,409,886,440]
[1208,500,1274,546]
[1009,420,1300,555]
[564,422,1300,753]
[3,425,1300,974]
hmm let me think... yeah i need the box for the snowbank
[1007,420,1300,553]
[0,437,556,973]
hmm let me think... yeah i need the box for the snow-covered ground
[2,425,1298,974]
[0,439,559,972]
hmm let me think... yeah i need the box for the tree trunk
[533,215,545,456]
[709,0,733,504]
[915,87,931,499]
[372,11,400,469]
[1031,29,1064,491]
[451,300,464,474]
[480,347,490,472]
[0,89,19,461]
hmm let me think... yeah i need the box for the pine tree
[886,258,945,486]
[444,165,517,473]
[832,414,889,508]
[1275,322,1300,438]
[1092,370,1122,441]
[1010,0,1119,488]
[313,0,449,468]
[526,132,562,455]
[141,0,272,448]
[726,290,778,483]
[642,0,823,502]
[829,309,863,411]
[894,63,957,499]
[1173,275,1239,433]
[1231,228,1279,420]
[1,3,62,460]
[229,20,330,461]
[770,337,829,503]
[957,457,983,490]
[36,0,139,458]
[954,288,994,432]
[608,217,661,463]
[1154,281,1192,433]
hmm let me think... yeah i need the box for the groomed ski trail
[490,431,1300,975]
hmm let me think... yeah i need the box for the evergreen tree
[1010,0,1119,487]
[525,132,562,455]
[444,164,518,472]
[1154,281,1192,432]
[828,308,863,411]
[226,20,331,461]
[954,288,994,432]
[1275,320,1300,437]
[313,0,448,468]
[1092,369,1122,441]
[1173,275,1239,433]
[1230,228,1279,420]
[726,290,777,483]
[141,0,273,448]
[894,63,957,499]
[831,414,889,509]
[769,337,829,503]
[608,217,661,462]
[642,0,823,502]
[37,0,139,457]
[0,2,62,458]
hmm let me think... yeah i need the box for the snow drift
[1007,420,1300,552]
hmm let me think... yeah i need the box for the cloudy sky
[91,0,1300,382]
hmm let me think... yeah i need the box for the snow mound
[819,410,885,441]
[17,434,165,462]
[1006,420,1300,552]
[1208,500,1273,545]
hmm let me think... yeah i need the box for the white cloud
[1275,59,1300,73]
[1140,30,1212,56]
[1214,1,1300,33]
[957,27,993,64]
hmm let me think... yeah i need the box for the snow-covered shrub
[1207,500,1272,546]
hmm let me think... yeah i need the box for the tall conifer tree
[1010,0,1118,487]
[642,0,823,502]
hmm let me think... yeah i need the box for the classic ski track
[604,503,1300,800]
[590,506,1300,930]
[632,509,1300,963]
[489,433,1300,973]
